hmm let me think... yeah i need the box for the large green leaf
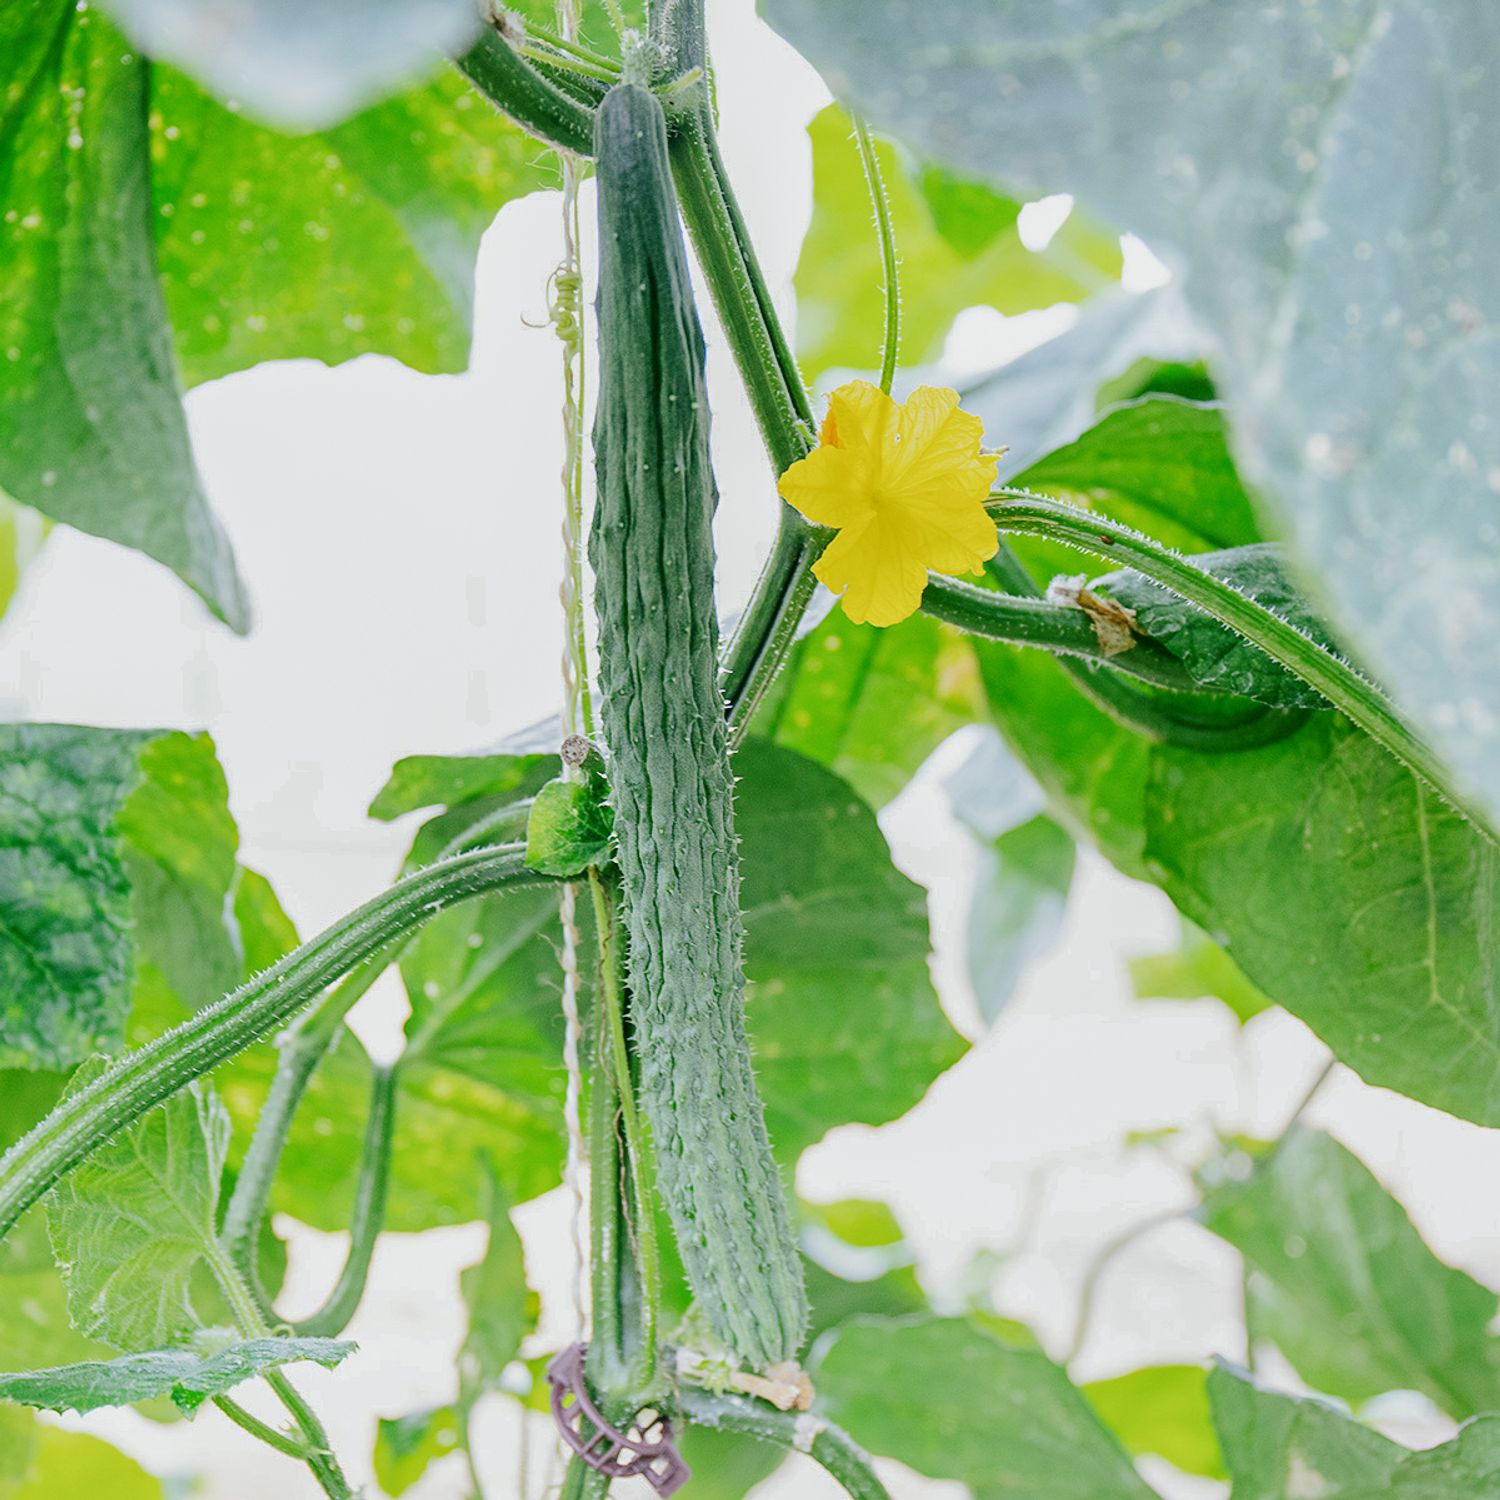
[5,1426,162,1500]
[374,1407,461,1498]
[960,812,1075,1026]
[735,740,965,1161]
[0,1405,34,1496]
[1201,1129,1500,1419]
[816,1315,1156,1499]
[0,725,154,1070]
[1014,397,1262,565]
[1208,1362,1500,1499]
[101,0,479,128]
[1082,1365,1225,1482]
[979,641,1500,1125]
[369,751,559,825]
[1094,545,1342,710]
[764,0,1500,819]
[458,1156,534,1395]
[0,496,48,625]
[47,1074,230,1350]
[151,65,549,386]
[1147,718,1500,1126]
[758,609,983,808]
[116,731,241,1013]
[0,1209,110,1375]
[0,724,253,1072]
[0,1337,354,1417]
[356,739,964,1199]
[1129,920,1271,1028]
[0,3,247,629]
[963,287,1200,479]
[796,105,1119,378]
[3,5,549,620]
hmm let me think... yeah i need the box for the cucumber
[589,81,807,1369]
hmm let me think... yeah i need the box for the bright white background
[8,2,1500,1495]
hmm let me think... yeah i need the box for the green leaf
[1147,718,1500,1127]
[47,1074,230,1350]
[764,0,1500,818]
[374,1406,461,1497]
[0,723,255,1071]
[0,724,156,1070]
[0,1405,35,1495]
[807,1198,906,1251]
[5,1425,162,1500]
[759,609,983,808]
[796,105,1120,379]
[735,740,966,1162]
[0,4,248,630]
[960,812,1075,1025]
[1129,921,1270,1028]
[1094,544,1344,709]
[980,644,1500,1125]
[524,775,613,877]
[247,881,567,1234]
[964,287,1200,479]
[0,1336,354,1417]
[1207,1361,1500,1499]
[0,496,48,626]
[1082,1364,1226,1482]
[976,645,1152,877]
[0,1209,110,1375]
[1015,397,1262,563]
[674,1424,784,1500]
[816,1315,1156,1498]
[369,752,559,823]
[116,731,241,1014]
[152,66,551,386]
[100,0,479,129]
[1200,1129,1500,1419]
[459,1156,534,1395]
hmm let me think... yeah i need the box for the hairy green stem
[725,531,821,741]
[669,119,811,474]
[291,1062,398,1338]
[0,845,551,1243]
[560,1458,613,1500]
[221,950,393,1271]
[458,28,596,153]
[205,1243,354,1499]
[213,1395,312,1461]
[516,40,620,83]
[851,114,899,394]
[981,539,1309,749]
[922,573,1195,689]
[991,492,1490,831]
[679,1387,893,1500]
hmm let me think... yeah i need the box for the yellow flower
[777,381,999,627]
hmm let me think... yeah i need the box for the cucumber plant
[1,2,1498,1499]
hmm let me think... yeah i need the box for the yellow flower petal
[774,443,874,530]
[777,381,999,626]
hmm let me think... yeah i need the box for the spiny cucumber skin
[589,82,806,1369]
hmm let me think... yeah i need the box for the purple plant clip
[545,1343,691,1496]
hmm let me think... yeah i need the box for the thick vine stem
[989,491,1492,833]
[922,573,1199,691]
[0,845,552,1243]
[290,1061,398,1338]
[458,27,597,153]
[221,949,394,1273]
[679,1387,893,1500]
